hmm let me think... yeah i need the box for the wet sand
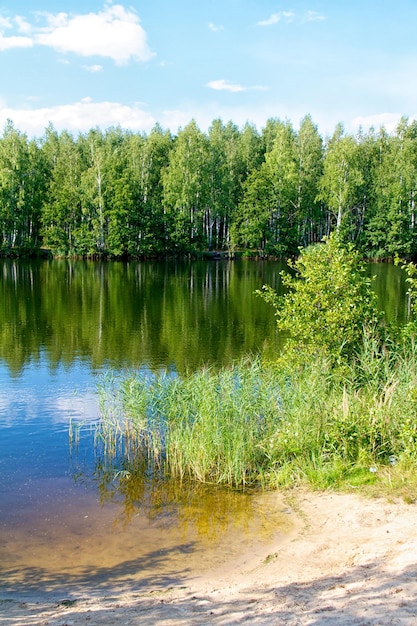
[1,491,417,625]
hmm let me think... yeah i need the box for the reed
[96,338,417,496]
[95,239,417,497]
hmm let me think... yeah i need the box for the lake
[0,258,409,599]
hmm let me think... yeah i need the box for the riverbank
[2,490,416,625]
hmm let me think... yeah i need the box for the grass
[92,238,417,501]
[95,337,417,500]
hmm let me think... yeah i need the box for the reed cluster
[96,338,417,496]
[95,240,417,499]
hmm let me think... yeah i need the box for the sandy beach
[1,490,417,625]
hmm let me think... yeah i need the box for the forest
[0,114,416,259]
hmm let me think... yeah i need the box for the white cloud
[0,388,99,427]
[161,101,312,136]
[305,11,326,22]
[82,64,103,73]
[0,16,11,30]
[160,109,191,131]
[14,15,32,34]
[208,22,224,32]
[257,10,325,26]
[53,391,99,423]
[0,34,32,50]
[159,100,396,140]
[257,11,295,26]
[206,79,246,92]
[206,79,268,93]
[0,98,156,136]
[350,113,404,134]
[0,4,155,64]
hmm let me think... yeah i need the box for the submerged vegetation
[97,235,417,499]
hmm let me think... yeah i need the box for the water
[0,259,297,599]
[0,258,410,599]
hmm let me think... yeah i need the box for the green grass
[95,339,417,500]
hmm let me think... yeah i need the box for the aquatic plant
[96,340,417,494]
[95,240,417,496]
[97,360,284,487]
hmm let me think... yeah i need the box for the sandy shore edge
[1,491,417,625]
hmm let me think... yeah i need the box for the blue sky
[0,0,415,137]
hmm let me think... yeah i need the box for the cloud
[14,15,32,34]
[305,11,326,22]
[0,16,11,30]
[160,101,305,136]
[0,4,155,64]
[206,79,246,93]
[0,34,32,50]
[82,64,103,73]
[0,98,156,136]
[206,79,268,93]
[350,113,404,134]
[257,12,295,26]
[0,388,99,427]
[208,22,224,32]
[0,15,32,49]
[257,10,325,26]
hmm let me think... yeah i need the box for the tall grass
[96,339,417,494]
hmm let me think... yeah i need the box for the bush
[258,234,383,363]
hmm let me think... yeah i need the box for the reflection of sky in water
[0,355,292,597]
[0,357,99,428]
[0,356,99,498]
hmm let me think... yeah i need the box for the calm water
[0,258,409,599]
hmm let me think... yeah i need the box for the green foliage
[98,359,284,487]
[162,120,210,252]
[258,234,382,362]
[393,255,417,340]
[317,124,364,235]
[2,115,417,258]
[96,341,417,493]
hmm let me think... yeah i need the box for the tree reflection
[0,258,282,375]
[71,443,280,544]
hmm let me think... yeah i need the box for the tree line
[1,114,417,259]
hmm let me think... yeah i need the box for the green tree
[207,119,251,250]
[264,120,298,253]
[101,127,135,257]
[41,129,84,255]
[128,124,172,255]
[259,234,381,362]
[353,126,380,252]
[233,120,298,255]
[365,119,417,258]
[231,165,273,253]
[78,128,107,255]
[317,124,364,240]
[162,120,210,252]
[0,120,36,251]
[295,115,324,246]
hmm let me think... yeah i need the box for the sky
[0,0,416,139]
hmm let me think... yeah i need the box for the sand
[1,490,416,625]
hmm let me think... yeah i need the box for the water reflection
[0,258,283,375]
[77,449,279,540]
[0,356,291,599]
[2,453,291,597]
[0,258,411,598]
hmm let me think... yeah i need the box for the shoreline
[1,491,417,625]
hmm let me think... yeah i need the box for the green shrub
[93,239,417,497]
[258,233,383,363]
